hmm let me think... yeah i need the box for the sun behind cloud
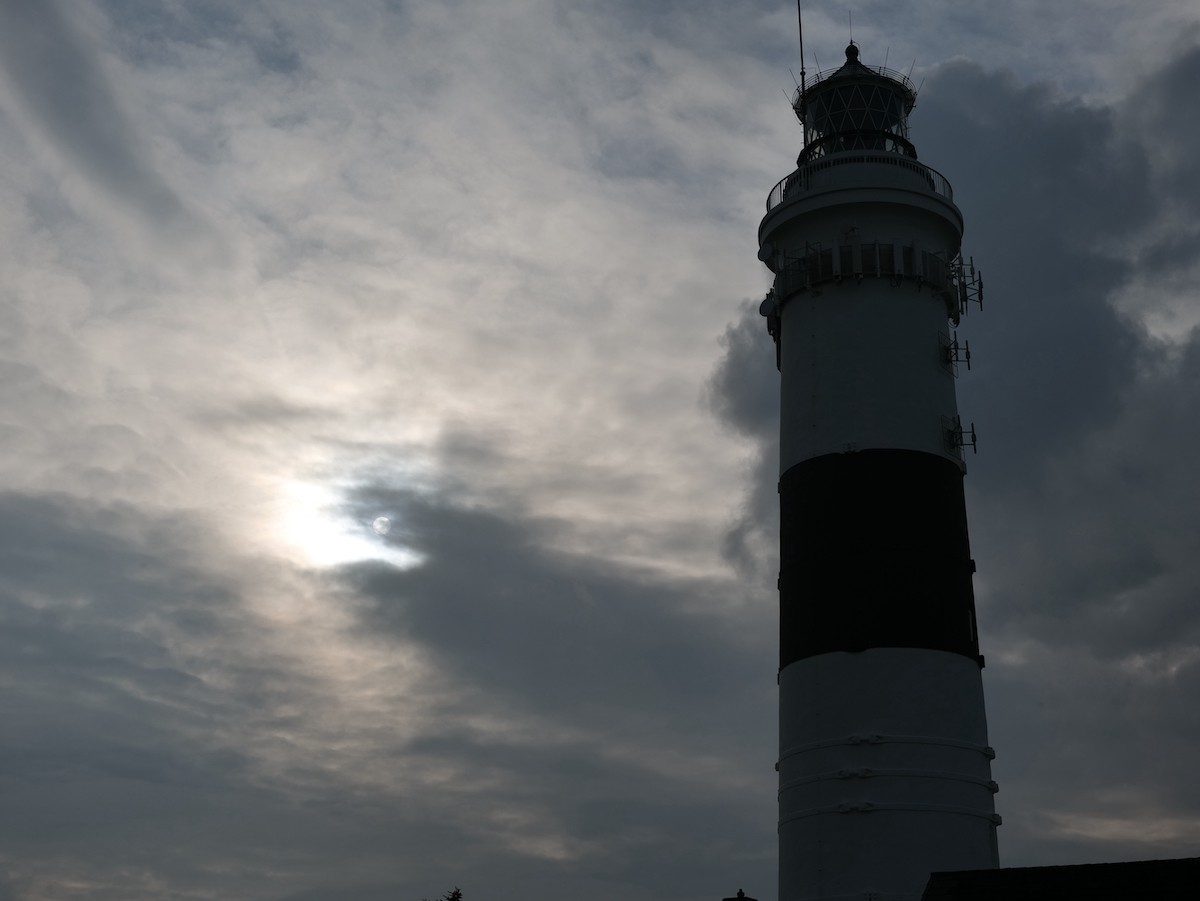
[278,478,421,570]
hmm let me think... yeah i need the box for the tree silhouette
[422,889,462,901]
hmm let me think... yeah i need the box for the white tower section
[758,44,999,901]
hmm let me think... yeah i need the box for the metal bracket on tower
[760,290,782,371]
[939,330,971,377]
[943,415,978,456]
[952,255,984,319]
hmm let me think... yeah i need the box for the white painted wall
[763,177,967,474]
[778,649,1000,901]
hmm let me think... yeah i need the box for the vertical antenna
[797,1,808,148]
[848,10,853,44]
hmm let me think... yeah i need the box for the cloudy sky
[1,1,1199,899]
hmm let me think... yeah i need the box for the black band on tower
[779,449,980,669]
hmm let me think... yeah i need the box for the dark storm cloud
[706,301,779,440]
[984,644,1200,867]
[328,484,778,900]
[1131,45,1200,191]
[913,52,1200,649]
[916,62,1157,483]
[969,325,1200,661]
[705,302,780,581]
[345,485,773,742]
[0,0,191,227]
[707,43,1200,866]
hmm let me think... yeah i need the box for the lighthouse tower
[757,41,999,901]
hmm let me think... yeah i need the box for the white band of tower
[758,42,999,901]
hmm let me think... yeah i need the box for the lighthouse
[757,38,1000,901]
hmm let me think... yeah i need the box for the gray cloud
[706,301,779,440]
[0,493,442,897]
[98,0,304,75]
[345,483,775,748]
[0,0,192,229]
[916,63,1156,481]
[704,302,780,581]
[336,483,778,899]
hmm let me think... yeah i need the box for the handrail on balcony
[765,153,954,212]
[793,63,918,108]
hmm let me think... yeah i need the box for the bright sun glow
[279,480,424,569]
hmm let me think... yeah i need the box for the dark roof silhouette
[922,857,1200,900]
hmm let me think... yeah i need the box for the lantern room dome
[793,43,918,162]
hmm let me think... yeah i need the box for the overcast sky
[1,1,1199,899]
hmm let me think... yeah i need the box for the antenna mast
[797,1,808,148]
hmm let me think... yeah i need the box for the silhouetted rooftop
[922,857,1200,900]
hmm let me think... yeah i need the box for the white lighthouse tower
[757,37,1000,901]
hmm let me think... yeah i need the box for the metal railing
[793,63,918,106]
[765,153,954,212]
